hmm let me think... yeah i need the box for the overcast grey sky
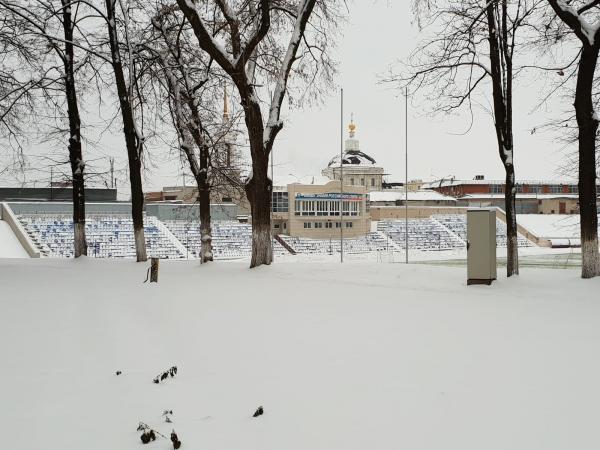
[1,1,576,192]
[273,1,575,187]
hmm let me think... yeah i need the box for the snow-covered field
[1,258,599,450]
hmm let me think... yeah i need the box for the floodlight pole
[405,87,409,264]
[340,87,344,263]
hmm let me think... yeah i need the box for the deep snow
[0,258,599,450]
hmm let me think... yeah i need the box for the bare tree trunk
[105,0,147,261]
[545,0,600,278]
[504,165,519,274]
[61,0,87,257]
[486,0,519,276]
[198,143,213,263]
[244,103,273,267]
[246,159,273,268]
[575,46,600,278]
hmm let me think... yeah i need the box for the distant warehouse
[0,186,117,203]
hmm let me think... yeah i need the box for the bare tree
[61,0,87,257]
[388,0,545,277]
[175,0,338,267]
[104,0,147,261]
[0,11,37,151]
[134,3,245,263]
[486,0,520,277]
[0,0,95,257]
[544,0,600,278]
[142,8,217,262]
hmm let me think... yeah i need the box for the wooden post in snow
[150,257,159,283]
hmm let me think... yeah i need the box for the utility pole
[405,87,409,264]
[271,134,274,260]
[110,157,114,189]
[339,88,344,263]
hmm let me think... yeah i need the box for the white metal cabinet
[467,208,497,285]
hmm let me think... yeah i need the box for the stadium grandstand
[1,201,540,260]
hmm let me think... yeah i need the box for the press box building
[271,120,375,238]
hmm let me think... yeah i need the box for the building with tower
[321,117,385,191]
[269,118,376,238]
[145,86,248,212]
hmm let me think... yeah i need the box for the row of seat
[432,215,534,247]
[18,215,185,259]
[163,220,288,259]
[17,214,537,259]
[377,219,466,251]
[279,233,390,255]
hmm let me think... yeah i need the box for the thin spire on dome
[348,112,356,138]
[223,84,230,121]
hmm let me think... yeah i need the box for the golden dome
[348,121,356,132]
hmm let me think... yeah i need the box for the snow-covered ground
[0,220,28,258]
[1,258,599,450]
[273,244,580,265]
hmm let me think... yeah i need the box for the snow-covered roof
[274,174,331,187]
[422,178,578,189]
[328,150,377,167]
[461,193,581,200]
[369,190,456,202]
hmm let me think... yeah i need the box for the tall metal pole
[340,87,344,263]
[271,143,274,260]
[405,87,409,264]
[110,157,114,188]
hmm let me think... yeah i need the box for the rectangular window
[317,200,328,216]
[345,222,353,228]
[350,178,355,185]
[303,222,312,229]
[325,222,332,229]
[314,222,323,229]
[342,201,351,216]
[272,192,289,212]
[360,178,365,186]
[371,178,375,187]
[300,200,315,216]
[335,222,341,228]
[330,201,340,216]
